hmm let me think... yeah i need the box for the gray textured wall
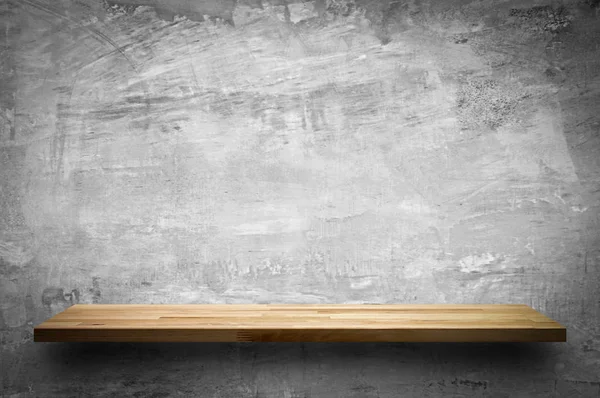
[1,0,600,396]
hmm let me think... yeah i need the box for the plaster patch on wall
[106,0,237,23]
[0,280,27,328]
[457,253,501,273]
[288,1,317,23]
[0,108,15,141]
[497,107,578,182]
[232,218,309,235]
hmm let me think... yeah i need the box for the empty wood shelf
[34,304,566,343]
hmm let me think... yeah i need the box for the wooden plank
[34,304,566,343]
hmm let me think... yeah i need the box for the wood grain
[34,304,566,342]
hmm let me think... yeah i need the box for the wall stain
[41,287,80,313]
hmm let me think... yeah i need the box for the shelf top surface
[36,304,565,330]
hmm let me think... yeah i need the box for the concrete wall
[1,0,599,396]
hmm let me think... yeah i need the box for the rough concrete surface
[1,0,600,396]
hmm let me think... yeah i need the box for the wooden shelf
[34,304,566,343]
